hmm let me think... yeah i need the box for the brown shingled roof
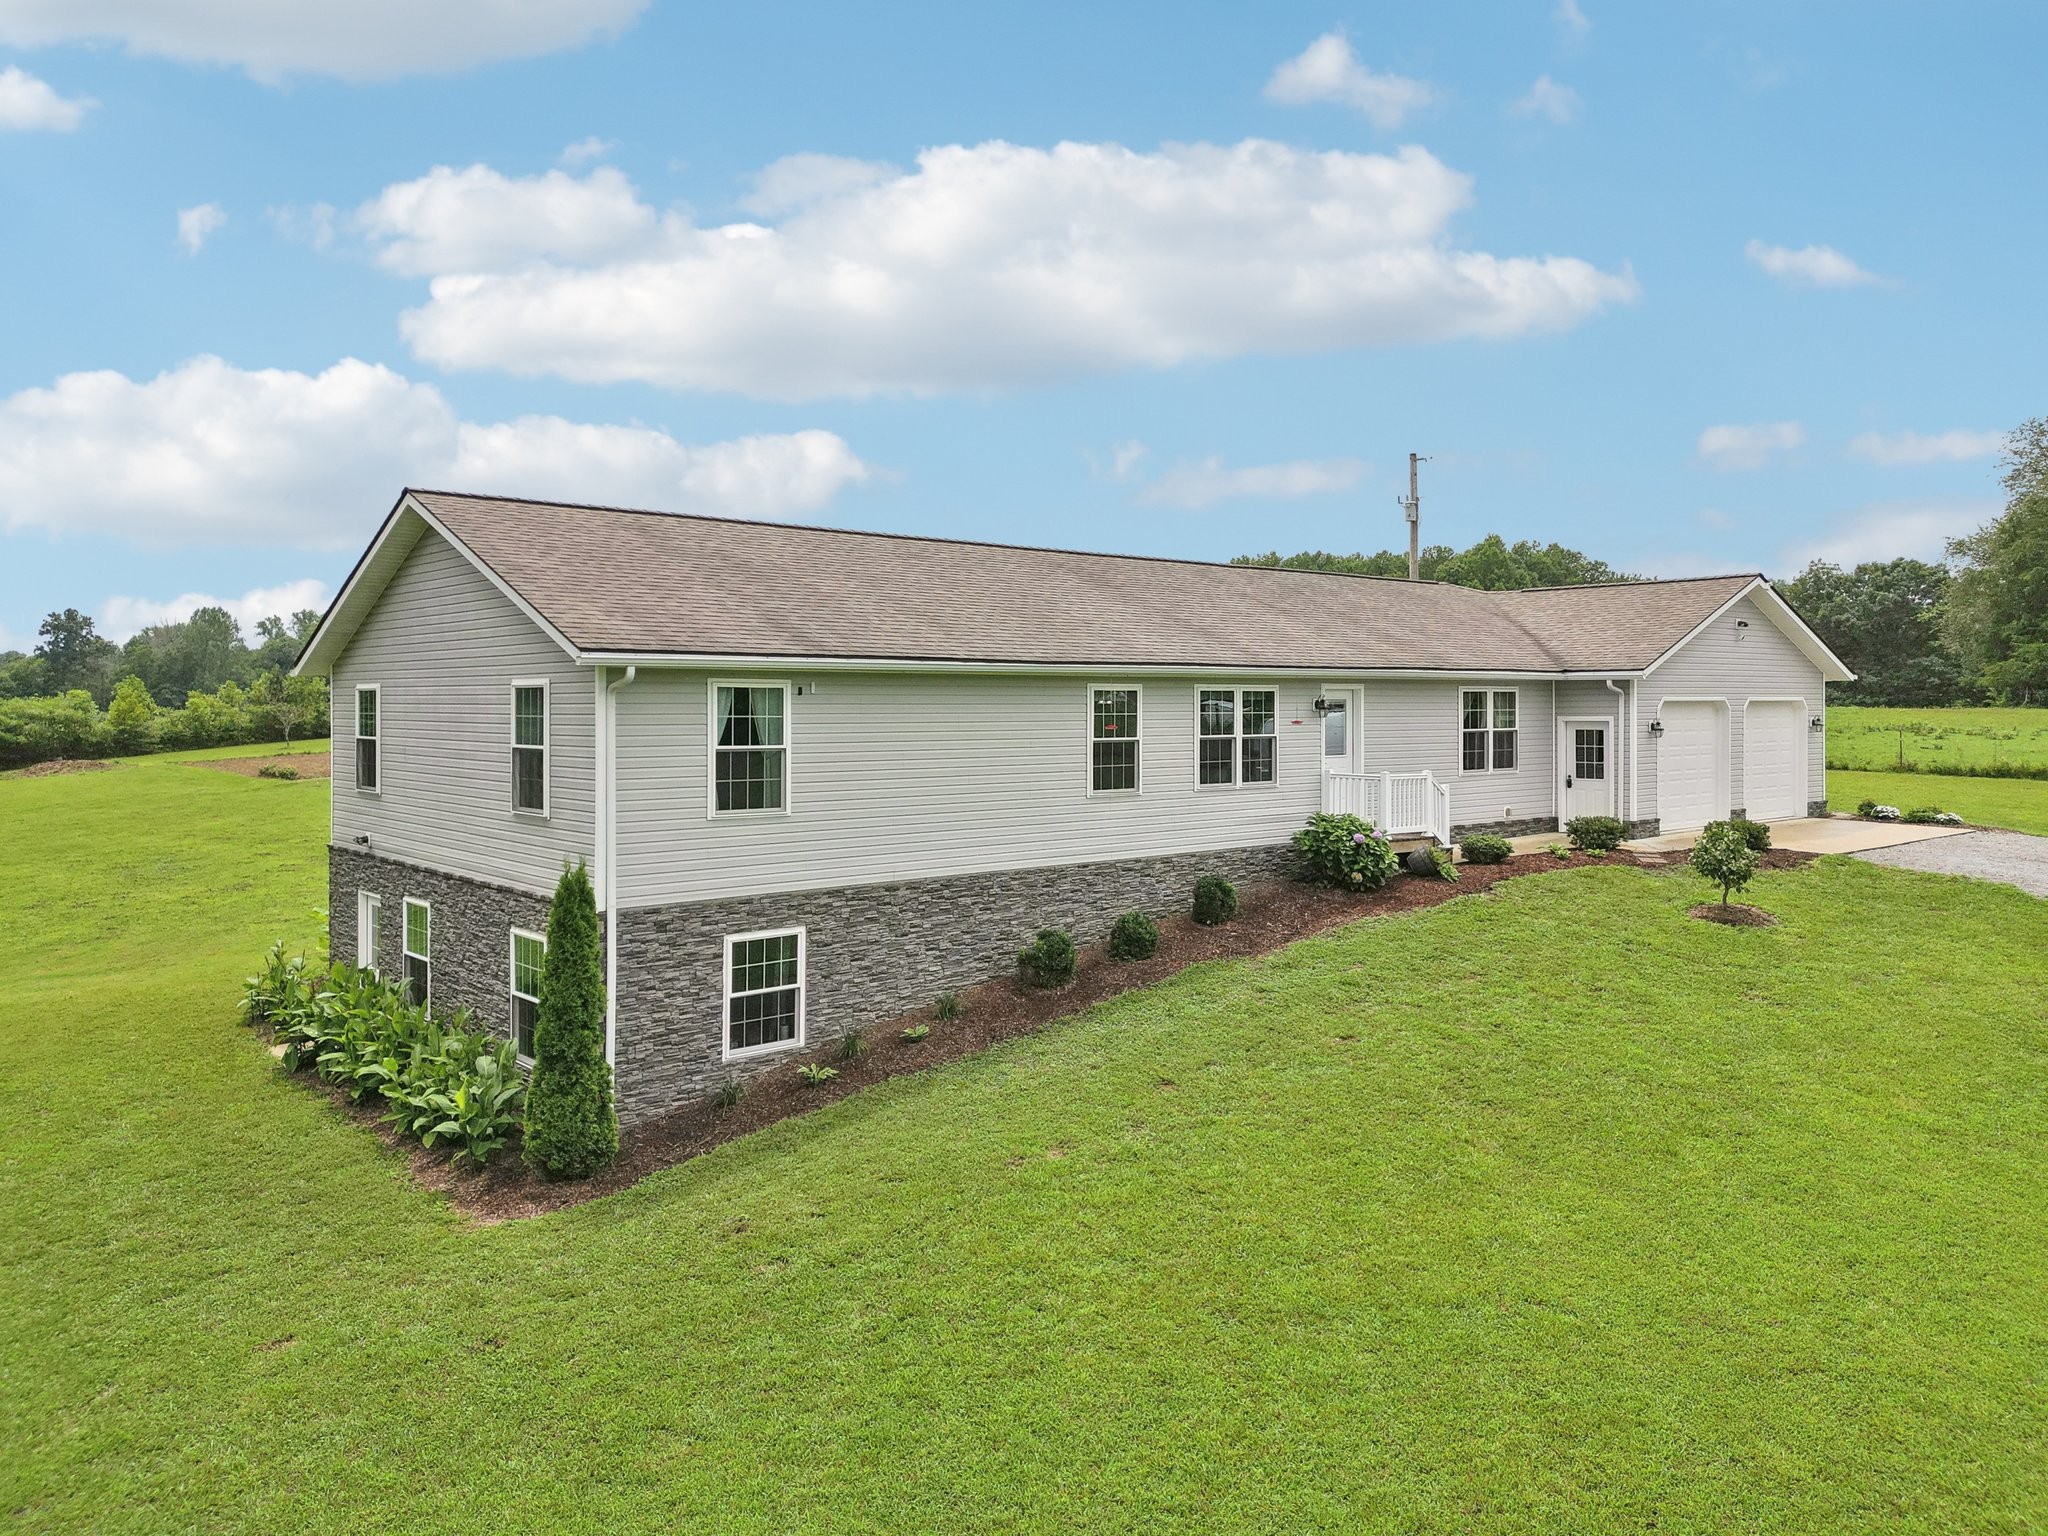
[380,490,1765,674]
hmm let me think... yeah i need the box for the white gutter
[600,664,637,1067]
[572,652,1640,682]
[1628,678,1641,828]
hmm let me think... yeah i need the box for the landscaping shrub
[1428,847,1458,881]
[1902,806,1946,825]
[715,1077,745,1110]
[1293,813,1400,890]
[1868,804,1902,821]
[256,762,300,781]
[1546,843,1572,861]
[934,991,962,1021]
[901,1023,931,1043]
[1107,910,1159,961]
[1017,928,1077,988]
[838,1029,868,1061]
[1689,821,1760,907]
[1856,798,1879,816]
[796,1062,838,1088]
[523,862,619,1179]
[1460,833,1513,865]
[1726,817,1772,852]
[1566,815,1627,852]
[1191,875,1239,926]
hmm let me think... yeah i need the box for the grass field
[6,753,2048,1533]
[1830,705,2048,777]
[1830,768,2048,836]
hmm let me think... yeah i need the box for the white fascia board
[572,652,1637,682]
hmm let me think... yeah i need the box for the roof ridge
[1508,572,1763,594]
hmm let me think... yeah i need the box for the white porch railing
[1323,769,1453,846]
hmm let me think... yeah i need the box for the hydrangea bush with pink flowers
[1293,813,1400,891]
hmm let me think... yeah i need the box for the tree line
[0,605,328,768]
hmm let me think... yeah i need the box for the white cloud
[0,64,92,130]
[740,152,898,216]
[1263,33,1433,129]
[1781,498,1999,569]
[0,355,876,549]
[1848,428,2004,467]
[176,202,226,255]
[384,140,1637,400]
[100,579,330,643]
[1510,75,1581,123]
[1697,420,1805,471]
[0,0,646,82]
[1110,440,1148,482]
[558,135,615,168]
[1698,506,1733,530]
[1555,0,1591,40]
[357,164,658,278]
[269,201,339,252]
[1134,455,1368,510]
[1745,238,1887,289]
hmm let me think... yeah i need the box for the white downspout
[1628,678,1641,830]
[602,665,637,1067]
[1606,679,1629,829]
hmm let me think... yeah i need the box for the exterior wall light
[1810,715,1824,730]
[1648,719,1664,737]
[1312,696,1331,716]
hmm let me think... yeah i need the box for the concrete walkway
[1626,816,1974,856]
[1852,830,2048,898]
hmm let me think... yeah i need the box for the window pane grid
[513,745,545,811]
[1091,688,1140,792]
[714,685,788,812]
[357,690,377,739]
[727,932,801,1053]
[403,901,429,956]
[1575,730,1606,780]
[512,686,545,747]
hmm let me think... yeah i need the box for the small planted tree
[523,861,619,1178]
[1689,821,1760,908]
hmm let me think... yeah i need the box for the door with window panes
[1559,718,1613,823]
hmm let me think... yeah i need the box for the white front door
[1558,718,1614,824]
[1321,686,1358,773]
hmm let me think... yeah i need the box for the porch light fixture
[1810,715,1824,730]
[1312,696,1331,717]
[1648,719,1664,737]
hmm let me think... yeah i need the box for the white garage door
[1743,701,1806,821]
[1659,702,1725,831]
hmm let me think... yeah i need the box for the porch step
[1387,834,1439,857]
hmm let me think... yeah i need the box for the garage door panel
[1744,700,1805,821]
[1660,701,1725,831]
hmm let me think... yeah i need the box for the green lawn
[1830,705,2048,776]
[6,755,2048,1533]
[1830,768,2048,836]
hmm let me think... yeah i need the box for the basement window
[402,898,430,1009]
[356,890,380,976]
[510,928,545,1061]
[724,928,804,1059]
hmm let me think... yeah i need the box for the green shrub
[1191,875,1239,926]
[1856,799,1880,816]
[901,1023,931,1043]
[1902,806,1946,825]
[796,1062,838,1088]
[1726,817,1772,852]
[523,862,619,1179]
[1107,910,1159,961]
[1017,928,1077,988]
[1460,833,1513,865]
[837,1029,868,1062]
[1545,843,1572,861]
[1689,821,1760,907]
[1566,815,1627,852]
[256,762,300,781]
[1293,813,1401,890]
[935,991,962,1021]
[715,1077,745,1110]
[1428,847,1458,881]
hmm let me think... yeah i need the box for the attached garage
[1658,701,1727,831]
[1743,700,1808,821]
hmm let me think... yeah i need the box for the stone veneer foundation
[334,841,1301,1128]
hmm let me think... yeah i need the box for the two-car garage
[1742,700,1809,822]
[1654,698,1810,831]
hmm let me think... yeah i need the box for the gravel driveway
[1854,830,2048,898]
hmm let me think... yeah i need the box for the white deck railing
[1323,769,1453,846]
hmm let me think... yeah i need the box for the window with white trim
[402,898,430,1008]
[1460,689,1518,772]
[724,928,804,1057]
[1090,686,1140,793]
[712,682,788,814]
[356,890,380,975]
[1198,688,1277,786]
[510,929,545,1060]
[355,685,379,792]
[511,682,547,815]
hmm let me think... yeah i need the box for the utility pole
[1399,453,1426,580]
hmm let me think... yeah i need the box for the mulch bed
[201,752,332,780]
[1688,902,1780,927]
[273,844,1814,1223]
[13,758,113,777]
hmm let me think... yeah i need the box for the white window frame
[355,890,381,975]
[354,683,380,795]
[401,897,431,1010]
[510,678,550,819]
[721,925,806,1062]
[706,678,792,819]
[1195,687,1279,790]
[1086,683,1143,796]
[1458,686,1520,775]
[509,927,546,1064]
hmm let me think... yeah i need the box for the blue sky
[1,0,2040,651]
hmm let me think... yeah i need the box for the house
[295,489,1853,1125]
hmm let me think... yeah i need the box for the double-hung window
[511,681,548,815]
[402,898,431,1008]
[711,682,788,814]
[724,928,804,1058]
[356,890,381,975]
[1197,688,1277,787]
[1460,688,1518,772]
[355,685,379,792]
[1089,686,1141,794]
[509,929,545,1061]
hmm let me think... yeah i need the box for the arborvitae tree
[523,861,619,1177]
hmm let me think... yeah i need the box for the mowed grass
[5,756,2048,1534]
[1830,705,2048,777]
[1830,768,2048,836]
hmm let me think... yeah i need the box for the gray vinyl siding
[1641,595,1825,821]
[1354,679,1557,831]
[330,530,596,895]
[1553,679,1627,824]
